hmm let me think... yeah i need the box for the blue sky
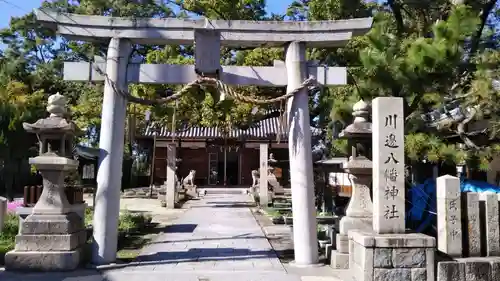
[0,0,295,29]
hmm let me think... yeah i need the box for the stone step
[274,190,292,196]
[201,188,248,195]
[273,196,292,202]
[273,207,292,214]
[273,202,292,208]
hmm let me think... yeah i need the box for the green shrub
[84,207,94,227]
[84,208,152,233]
[264,208,281,218]
[1,213,19,261]
[317,211,333,217]
[118,211,152,233]
[0,213,19,240]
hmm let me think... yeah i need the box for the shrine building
[136,112,322,187]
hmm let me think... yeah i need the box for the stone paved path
[1,193,346,281]
[103,193,297,280]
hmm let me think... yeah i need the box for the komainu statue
[183,170,196,186]
[251,170,260,187]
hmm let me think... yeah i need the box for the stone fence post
[0,197,6,232]
[436,177,500,281]
[437,175,462,257]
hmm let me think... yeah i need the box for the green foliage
[263,208,282,218]
[0,213,20,262]
[84,207,93,227]
[84,208,152,232]
[309,2,500,167]
[118,211,153,233]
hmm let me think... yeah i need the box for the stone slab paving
[114,193,286,273]
[1,193,347,281]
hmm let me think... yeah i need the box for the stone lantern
[5,93,86,271]
[330,100,373,269]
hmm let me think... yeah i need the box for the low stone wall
[349,231,435,281]
[438,258,500,281]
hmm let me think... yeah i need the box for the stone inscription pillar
[372,97,405,234]
[92,37,132,265]
[259,143,269,207]
[286,41,319,266]
[166,144,177,209]
[464,192,481,257]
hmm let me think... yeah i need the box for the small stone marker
[372,97,405,234]
[436,175,462,257]
[0,197,6,232]
[480,192,500,256]
[464,192,480,257]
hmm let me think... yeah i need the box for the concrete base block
[331,250,350,269]
[20,213,84,235]
[348,231,436,281]
[4,248,83,271]
[17,204,87,234]
[339,216,372,236]
[325,244,333,261]
[337,234,349,253]
[15,230,87,251]
[184,185,198,198]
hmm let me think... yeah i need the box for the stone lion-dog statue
[182,170,198,198]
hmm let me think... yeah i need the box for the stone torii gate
[35,9,372,267]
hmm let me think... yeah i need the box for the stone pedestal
[5,213,86,271]
[165,180,176,209]
[17,203,87,235]
[5,156,86,271]
[348,231,435,281]
[331,158,373,269]
[184,185,198,198]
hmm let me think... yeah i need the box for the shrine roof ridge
[142,112,322,139]
[35,9,373,47]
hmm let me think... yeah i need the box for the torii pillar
[93,37,131,264]
[286,41,319,266]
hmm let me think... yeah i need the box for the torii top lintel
[34,9,373,47]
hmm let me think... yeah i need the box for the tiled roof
[143,114,322,139]
[73,145,99,160]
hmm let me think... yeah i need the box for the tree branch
[468,0,498,57]
[456,106,480,150]
[387,0,405,37]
